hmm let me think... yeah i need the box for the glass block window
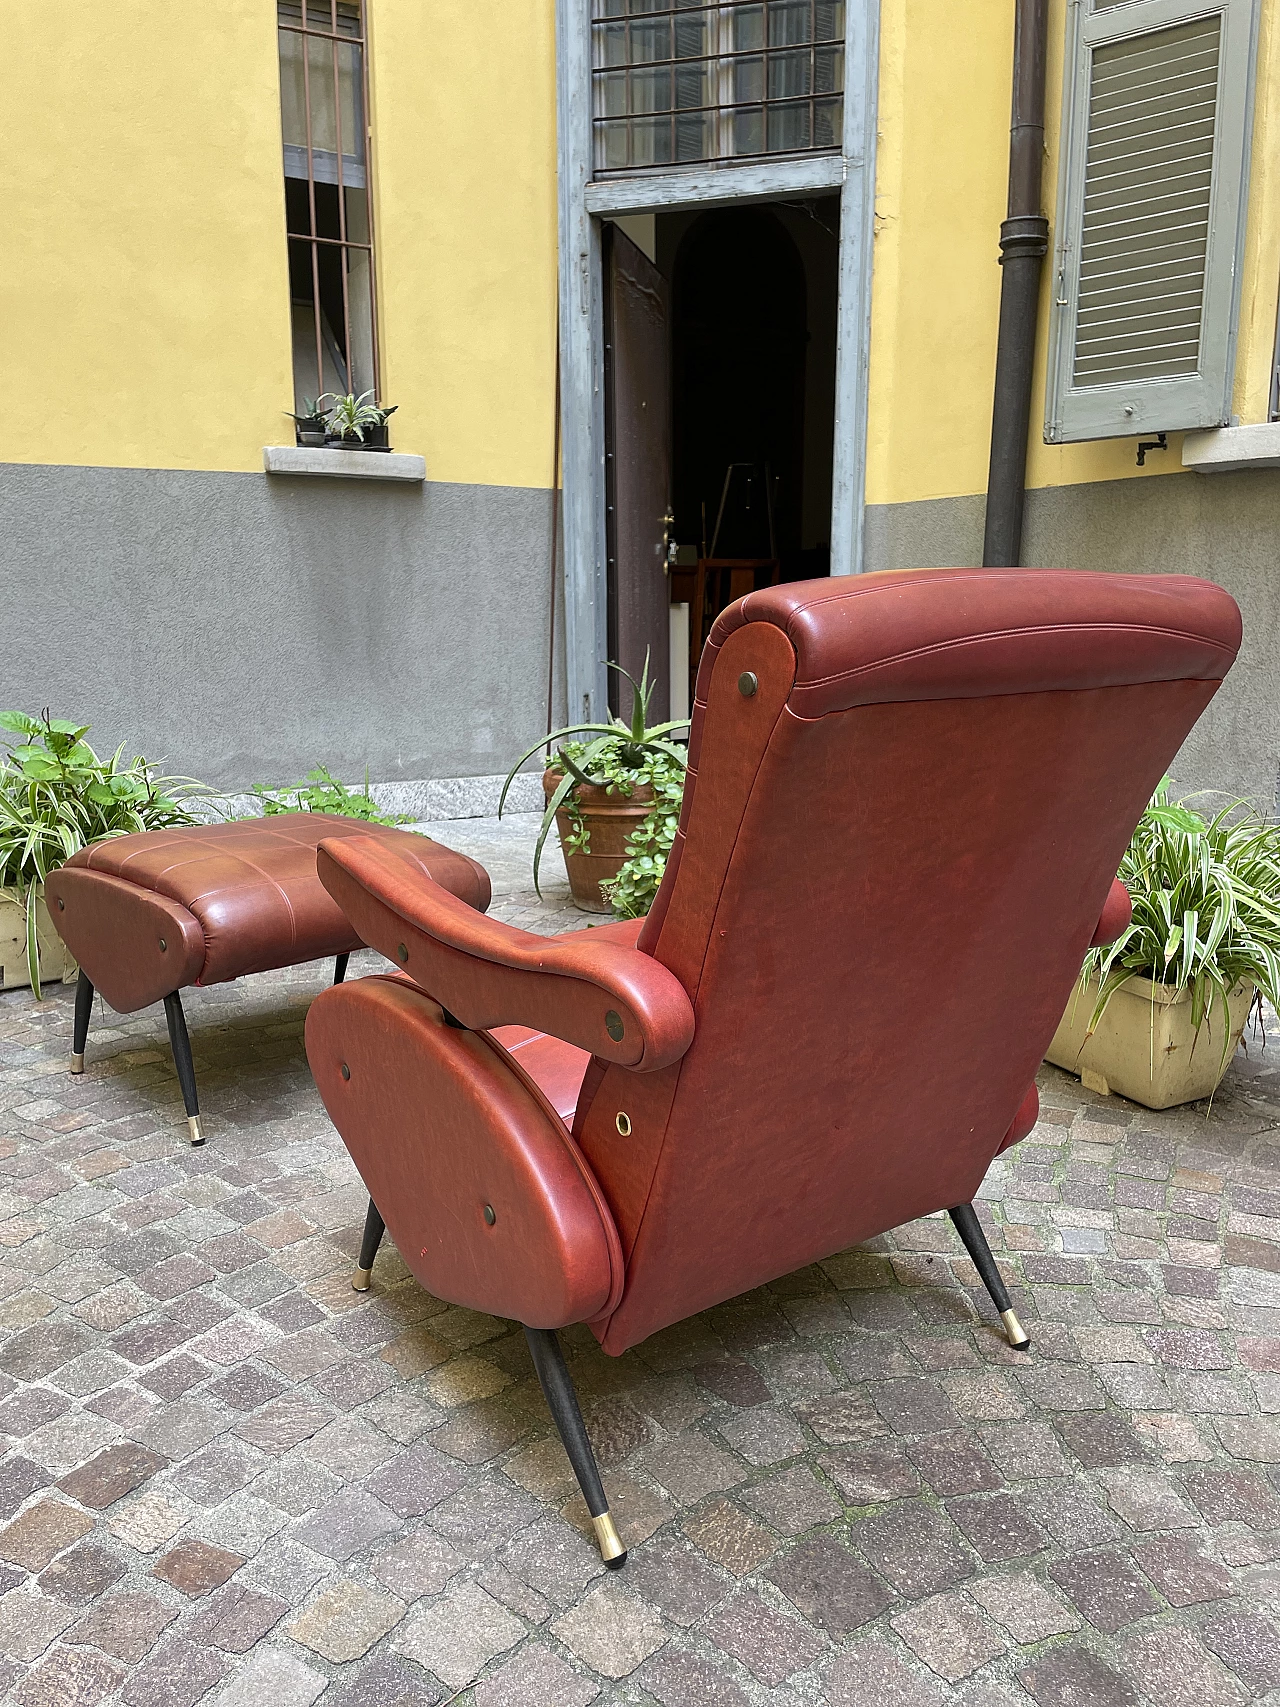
[592,0,845,175]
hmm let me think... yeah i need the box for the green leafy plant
[323,390,395,442]
[599,751,685,919]
[500,651,688,898]
[1080,781,1280,1076]
[250,766,411,826]
[0,710,209,997]
[287,394,331,427]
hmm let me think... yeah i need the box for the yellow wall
[866,0,1280,508]
[1,0,558,487]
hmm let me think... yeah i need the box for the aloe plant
[0,711,209,997]
[500,652,688,897]
[1081,781,1280,1075]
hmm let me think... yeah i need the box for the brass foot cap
[70,1052,85,1075]
[1001,1308,1031,1350]
[352,1266,373,1293]
[188,1115,205,1147]
[592,1511,626,1566]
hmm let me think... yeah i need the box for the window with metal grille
[278,0,379,412]
[1044,0,1257,444]
[592,0,845,175]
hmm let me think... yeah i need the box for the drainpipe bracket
[998,214,1050,263]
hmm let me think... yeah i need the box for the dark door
[604,224,672,722]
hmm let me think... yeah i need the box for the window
[1044,0,1257,444]
[592,1,845,175]
[278,0,379,410]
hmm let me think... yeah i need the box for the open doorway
[603,198,839,718]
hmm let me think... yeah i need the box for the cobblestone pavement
[5,814,1280,1705]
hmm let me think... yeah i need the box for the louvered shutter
[1044,0,1258,444]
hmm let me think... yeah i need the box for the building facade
[4,0,1279,807]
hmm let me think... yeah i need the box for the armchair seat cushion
[47,814,491,1014]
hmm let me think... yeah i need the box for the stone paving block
[741,1463,840,1534]
[765,1534,896,1633]
[366,1440,467,1516]
[1122,1625,1248,1707]
[1200,1606,1280,1692]
[823,1634,950,1706]
[635,1643,750,1707]
[185,1582,288,1652]
[499,1512,602,1609]
[0,1496,94,1568]
[431,1473,543,1559]
[1098,1465,1200,1530]
[551,1576,669,1679]
[234,1394,332,1455]
[370,1529,464,1602]
[475,1641,600,1707]
[153,1537,244,1596]
[66,1587,178,1662]
[37,1540,126,1604]
[793,1390,888,1445]
[682,1497,777,1575]
[331,1651,441,1707]
[947,1493,1045,1562]
[695,1358,773,1408]
[1185,1463,1280,1527]
[1018,1645,1139,1707]
[890,1589,1007,1681]
[11,1644,124,1707]
[397,1578,527,1688]
[968,1571,1080,1642]
[854,1500,976,1599]
[286,1577,405,1662]
[0,1585,77,1659]
[821,1445,921,1504]
[205,1647,329,1707]
[702,1583,825,1685]
[292,1486,401,1561]
[1024,1484,1119,1548]
[0,1453,52,1519]
[870,1377,964,1436]
[907,1431,1002,1496]
[119,1635,228,1707]
[1054,1411,1151,1468]
[57,1442,167,1508]
[1047,1549,1160,1634]
[108,1487,194,1553]
[643,1435,745,1503]
[1132,1533,1233,1603]
[476,1558,553,1623]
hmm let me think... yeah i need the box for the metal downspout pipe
[982,0,1051,568]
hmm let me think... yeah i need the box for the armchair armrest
[317,834,695,1071]
[1091,878,1132,948]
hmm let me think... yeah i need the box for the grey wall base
[198,771,546,824]
[1,463,566,791]
[866,469,1280,811]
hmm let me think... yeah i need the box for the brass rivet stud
[56,897,64,911]
[738,671,758,697]
[397,943,409,963]
[605,1009,624,1042]
[616,1112,632,1136]
[159,938,167,952]
[340,1062,351,1080]
[484,1204,497,1225]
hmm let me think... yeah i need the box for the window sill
[263,446,426,482]
[1181,423,1280,473]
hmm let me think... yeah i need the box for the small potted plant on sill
[0,711,210,997]
[288,396,331,447]
[1047,782,1280,1109]
[500,653,688,913]
[324,391,396,451]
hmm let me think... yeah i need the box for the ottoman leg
[334,953,349,985]
[163,991,204,1146]
[352,1197,385,1291]
[72,971,94,1074]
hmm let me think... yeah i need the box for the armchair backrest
[575,569,1240,1354]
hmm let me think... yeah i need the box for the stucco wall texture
[0,466,558,791]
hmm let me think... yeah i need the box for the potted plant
[288,396,331,447]
[1047,783,1280,1108]
[500,654,688,912]
[0,712,209,997]
[323,391,395,450]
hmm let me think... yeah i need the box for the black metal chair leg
[352,1198,385,1292]
[948,1202,1029,1349]
[71,971,94,1074]
[525,1326,626,1569]
[334,953,349,984]
[162,991,204,1146]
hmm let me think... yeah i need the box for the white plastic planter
[1046,973,1254,1109]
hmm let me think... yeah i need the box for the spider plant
[499,651,688,897]
[0,711,209,998]
[1081,781,1280,1076]
[324,390,386,442]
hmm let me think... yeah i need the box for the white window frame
[1044,0,1260,445]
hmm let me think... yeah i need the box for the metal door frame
[555,0,881,724]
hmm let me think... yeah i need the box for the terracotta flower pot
[544,769,654,913]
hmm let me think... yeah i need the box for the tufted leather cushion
[48,813,490,1014]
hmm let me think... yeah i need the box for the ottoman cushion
[47,813,490,1014]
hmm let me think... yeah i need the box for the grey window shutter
[1045,0,1259,444]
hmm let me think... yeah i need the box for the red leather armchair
[305,567,1240,1566]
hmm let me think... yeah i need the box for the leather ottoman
[47,813,491,1144]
